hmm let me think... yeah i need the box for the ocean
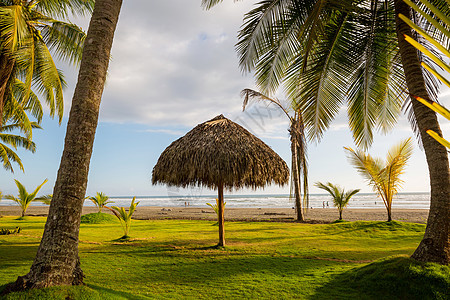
[1,192,430,209]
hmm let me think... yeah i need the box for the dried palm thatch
[152,114,289,247]
[152,114,289,190]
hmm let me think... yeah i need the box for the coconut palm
[315,182,359,220]
[241,89,308,221]
[0,0,94,127]
[88,192,114,213]
[110,197,139,239]
[5,0,124,290]
[202,0,449,264]
[4,179,49,217]
[345,138,413,221]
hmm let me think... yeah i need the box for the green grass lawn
[0,217,448,299]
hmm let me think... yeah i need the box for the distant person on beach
[327,201,329,208]
[323,201,325,208]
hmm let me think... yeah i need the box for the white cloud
[86,0,258,127]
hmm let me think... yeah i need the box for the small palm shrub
[88,192,114,212]
[206,199,226,225]
[4,179,50,217]
[315,182,359,220]
[110,197,139,239]
[345,138,413,221]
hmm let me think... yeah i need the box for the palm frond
[36,0,94,18]
[40,20,86,65]
[28,179,48,200]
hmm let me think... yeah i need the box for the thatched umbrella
[152,114,289,246]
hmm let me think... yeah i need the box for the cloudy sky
[0,0,449,197]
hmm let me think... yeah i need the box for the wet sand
[0,206,429,224]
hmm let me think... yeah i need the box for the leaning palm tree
[202,0,450,264]
[315,182,359,220]
[0,0,94,126]
[4,179,49,217]
[4,0,124,291]
[88,192,114,213]
[241,89,308,221]
[345,138,414,222]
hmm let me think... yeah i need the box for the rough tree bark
[291,133,304,222]
[3,0,123,292]
[395,0,449,265]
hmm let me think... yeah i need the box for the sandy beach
[0,206,429,224]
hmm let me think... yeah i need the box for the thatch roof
[152,114,289,190]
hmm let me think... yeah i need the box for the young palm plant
[206,198,226,225]
[4,179,50,217]
[88,192,113,213]
[315,182,360,220]
[345,138,414,222]
[110,197,139,239]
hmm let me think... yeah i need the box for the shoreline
[0,206,429,224]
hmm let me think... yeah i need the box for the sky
[0,0,449,197]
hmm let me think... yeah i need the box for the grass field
[0,216,448,299]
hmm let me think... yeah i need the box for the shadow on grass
[311,256,450,300]
[86,283,147,300]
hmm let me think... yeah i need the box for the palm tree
[394,0,450,264]
[3,0,124,291]
[241,89,308,221]
[202,0,449,264]
[88,192,114,213]
[315,182,359,220]
[0,0,94,127]
[345,138,414,222]
[4,179,49,217]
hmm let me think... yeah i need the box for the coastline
[0,206,429,224]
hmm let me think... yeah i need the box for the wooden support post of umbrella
[152,114,289,247]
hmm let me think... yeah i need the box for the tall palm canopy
[153,114,289,246]
[0,0,94,126]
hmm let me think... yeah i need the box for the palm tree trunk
[395,0,450,265]
[291,134,304,222]
[0,54,15,127]
[339,210,342,220]
[3,0,123,291]
[387,209,392,222]
[217,182,225,247]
